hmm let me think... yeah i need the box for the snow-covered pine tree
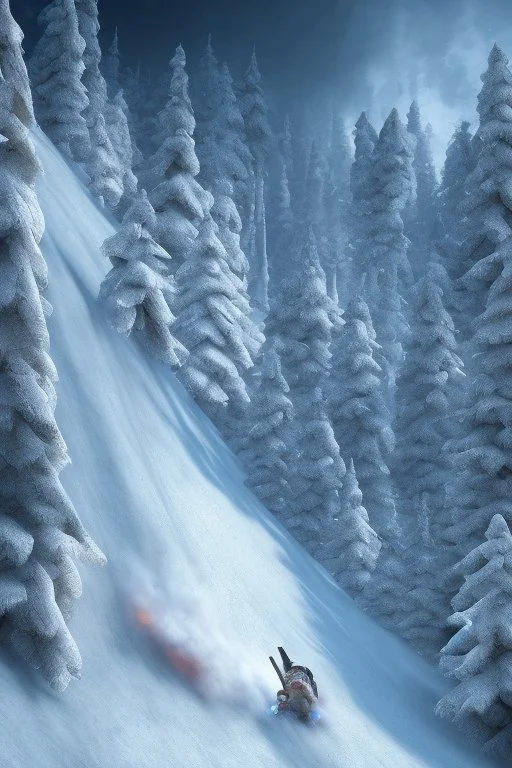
[323,107,351,305]
[394,263,464,536]
[327,296,395,538]
[103,90,138,213]
[173,214,254,425]
[442,45,512,558]
[122,64,154,160]
[210,181,250,284]
[268,151,294,294]
[194,44,253,289]
[365,108,415,390]
[436,121,474,323]
[87,112,123,208]
[216,62,253,222]
[267,228,332,406]
[319,459,380,595]
[99,189,187,368]
[265,231,343,552]
[437,121,473,267]
[451,46,512,359]
[240,344,293,514]
[304,140,328,274]
[0,1,104,691]
[435,515,512,755]
[75,0,106,127]
[350,112,378,289]
[405,101,437,281]
[76,0,124,209]
[28,0,89,161]
[140,45,210,271]
[389,494,452,658]
[285,387,346,555]
[238,50,273,311]
[101,29,143,185]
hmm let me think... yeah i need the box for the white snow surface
[0,130,504,768]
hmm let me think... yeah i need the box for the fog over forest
[11,0,512,165]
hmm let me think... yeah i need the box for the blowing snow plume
[128,561,274,712]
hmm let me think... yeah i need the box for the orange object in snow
[133,603,204,685]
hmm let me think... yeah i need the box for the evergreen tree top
[441,121,472,191]
[341,458,364,509]
[165,44,194,134]
[301,226,322,269]
[478,43,512,135]
[487,512,511,541]
[343,295,377,339]
[488,42,509,71]
[354,111,378,147]
[198,35,219,85]
[171,44,187,80]
[406,100,422,137]
[373,109,415,196]
[244,49,261,86]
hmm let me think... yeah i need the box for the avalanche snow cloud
[0,130,503,768]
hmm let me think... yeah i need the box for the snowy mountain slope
[0,129,503,768]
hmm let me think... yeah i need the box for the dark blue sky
[10,0,512,124]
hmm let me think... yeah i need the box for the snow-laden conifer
[323,107,351,304]
[75,0,126,209]
[267,229,332,404]
[350,112,378,288]
[405,101,437,280]
[284,387,346,554]
[443,46,512,556]
[0,1,104,691]
[365,108,415,388]
[194,37,221,183]
[269,152,294,293]
[75,0,107,126]
[28,0,88,160]
[99,190,187,368]
[194,44,252,290]
[103,89,138,213]
[240,344,293,514]
[87,112,123,209]
[435,515,512,755]
[319,459,380,595]
[217,62,253,213]
[392,497,450,659]
[210,180,250,283]
[304,141,328,272]
[328,296,395,537]
[140,45,210,269]
[238,51,273,310]
[173,214,253,421]
[453,45,512,357]
[436,121,474,322]
[394,263,463,533]
[265,232,342,551]
[102,29,143,184]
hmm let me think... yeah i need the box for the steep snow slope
[0,130,503,768]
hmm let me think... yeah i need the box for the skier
[272,647,318,720]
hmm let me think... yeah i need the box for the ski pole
[269,656,286,689]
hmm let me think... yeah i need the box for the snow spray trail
[127,560,275,713]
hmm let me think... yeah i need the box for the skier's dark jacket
[278,646,318,698]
